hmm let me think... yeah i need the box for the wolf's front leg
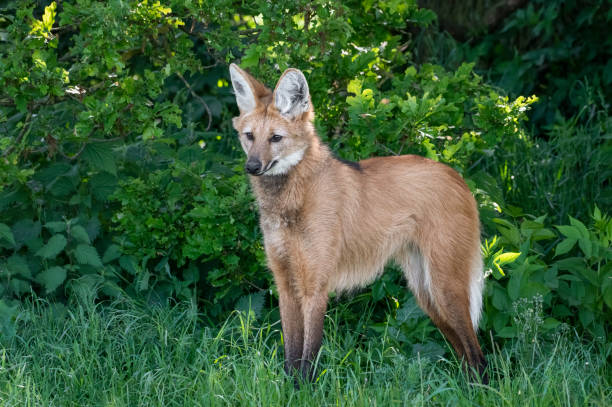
[278,286,304,374]
[299,289,329,381]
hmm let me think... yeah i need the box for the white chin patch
[266,148,305,175]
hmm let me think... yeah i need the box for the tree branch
[176,72,212,131]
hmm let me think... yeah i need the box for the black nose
[245,158,262,175]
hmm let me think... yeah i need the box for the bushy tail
[469,255,484,330]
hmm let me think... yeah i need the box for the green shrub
[481,208,612,343]
[0,0,608,348]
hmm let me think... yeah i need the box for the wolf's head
[229,64,315,176]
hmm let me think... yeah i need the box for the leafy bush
[482,208,612,342]
[0,0,609,349]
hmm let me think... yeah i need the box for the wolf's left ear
[273,69,310,120]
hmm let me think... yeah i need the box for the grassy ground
[0,298,609,406]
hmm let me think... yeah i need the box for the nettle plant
[481,208,612,343]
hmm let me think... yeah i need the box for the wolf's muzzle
[246,158,278,176]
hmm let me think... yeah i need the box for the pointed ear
[229,63,259,114]
[273,68,311,119]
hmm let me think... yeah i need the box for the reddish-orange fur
[229,64,487,383]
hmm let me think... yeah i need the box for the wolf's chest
[260,214,294,259]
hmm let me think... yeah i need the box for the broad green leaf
[235,291,265,319]
[119,255,138,275]
[70,225,91,244]
[508,268,524,301]
[82,143,117,175]
[569,216,590,239]
[491,285,509,310]
[556,225,582,240]
[542,317,561,331]
[85,217,101,242]
[36,266,67,294]
[578,238,593,258]
[0,223,15,246]
[531,228,557,241]
[48,176,77,197]
[11,220,41,248]
[7,255,31,279]
[9,278,30,295]
[74,244,103,268]
[35,234,67,259]
[90,173,118,201]
[555,238,576,256]
[496,326,517,338]
[578,308,594,327]
[493,218,521,248]
[555,257,586,272]
[44,221,66,233]
[102,244,122,263]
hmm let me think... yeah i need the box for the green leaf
[82,143,117,175]
[119,255,138,275]
[508,267,524,301]
[494,252,521,265]
[136,271,151,291]
[347,78,363,95]
[0,300,19,338]
[556,225,582,240]
[491,285,509,310]
[578,238,593,258]
[569,216,590,239]
[90,172,118,201]
[241,45,260,68]
[41,2,57,32]
[493,218,520,248]
[11,220,41,248]
[35,234,67,259]
[497,326,517,338]
[102,244,122,263]
[7,255,31,279]
[531,228,557,241]
[542,317,561,331]
[555,238,576,256]
[36,266,67,294]
[578,309,594,327]
[44,221,66,233]
[48,176,77,197]
[603,285,612,309]
[70,225,91,244]
[0,223,16,246]
[235,291,265,319]
[74,244,103,268]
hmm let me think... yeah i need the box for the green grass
[0,298,609,406]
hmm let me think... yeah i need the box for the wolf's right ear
[229,63,257,114]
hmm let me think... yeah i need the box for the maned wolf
[229,63,488,383]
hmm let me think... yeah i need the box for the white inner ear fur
[229,65,256,114]
[274,70,310,119]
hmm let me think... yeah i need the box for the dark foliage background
[0,0,610,356]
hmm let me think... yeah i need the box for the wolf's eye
[270,134,283,142]
[245,132,254,141]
